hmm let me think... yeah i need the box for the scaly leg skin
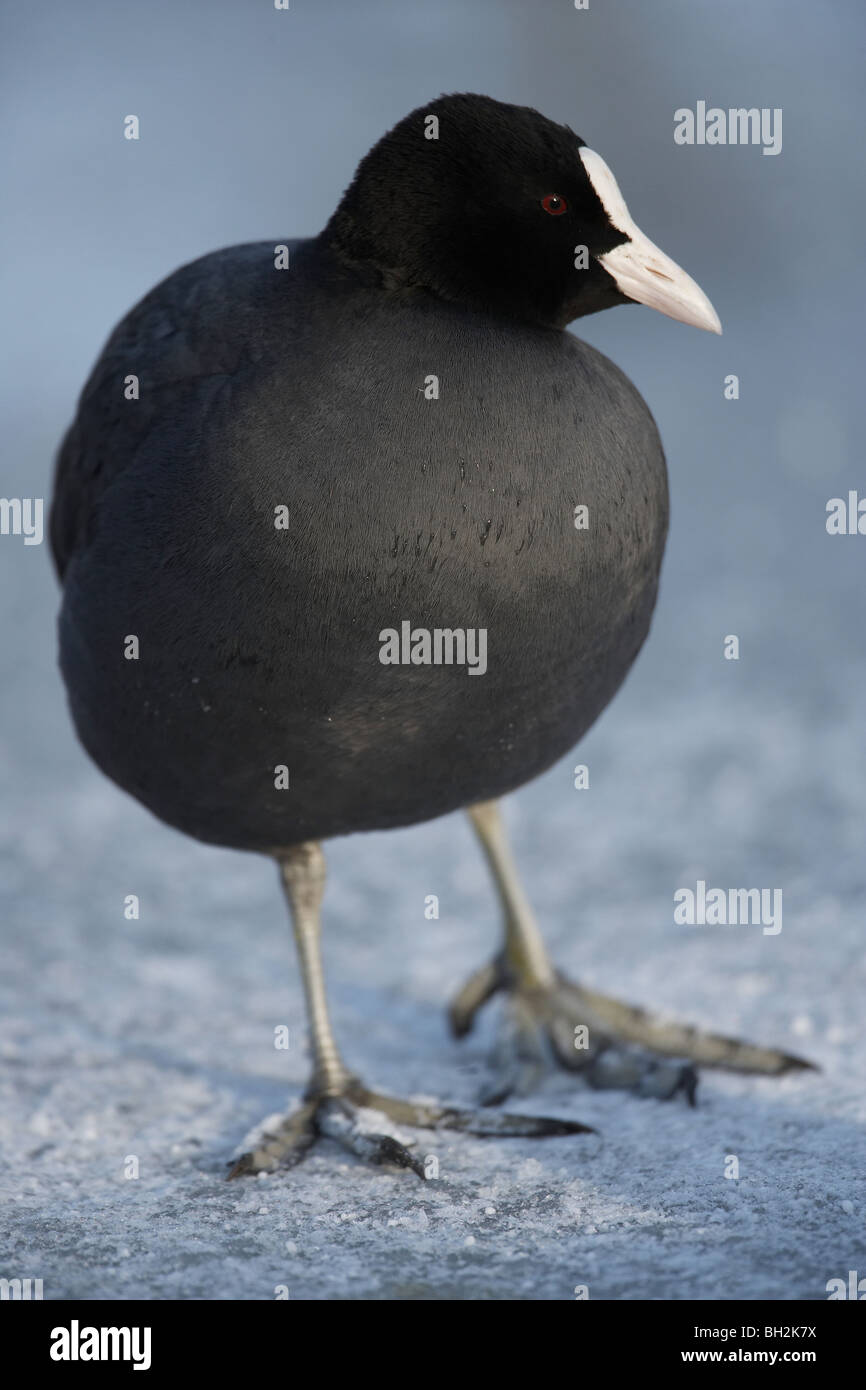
[229,842,592,1180]
[450,800,816,1107]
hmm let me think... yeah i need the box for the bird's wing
[49,240,306,580]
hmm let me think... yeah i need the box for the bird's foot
[449,956,816,1107]
[228,1074,593,1179]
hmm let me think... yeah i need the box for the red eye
[541,194,567,216]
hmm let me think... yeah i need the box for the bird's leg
[282,842,351,1100]
[450,799,815,1105]
[229,840,592,1179]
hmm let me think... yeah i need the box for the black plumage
[52,95,802,1176]
[52,95,666,850]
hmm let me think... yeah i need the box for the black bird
[51,94,810,1178]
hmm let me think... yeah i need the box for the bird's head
[325,92,721,334]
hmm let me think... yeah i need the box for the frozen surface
[1,0,865,1301]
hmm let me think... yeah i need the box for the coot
[51,94,810,1177]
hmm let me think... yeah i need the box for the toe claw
[317,1097,429,1178]
[429,1104,594,1139]
[449,958,504,1038]
[632,1058,699,1106]
[770,1051,820,1076]
[367,1135,428,1179]
[227,1100,318,1178]
[226,1153,255,1180]
[462,1109,595,1139]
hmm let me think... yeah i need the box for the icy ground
[2,548,865,1298]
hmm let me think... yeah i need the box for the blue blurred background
[1,0,864,1301]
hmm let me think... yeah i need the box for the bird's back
[51,240,309,579]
